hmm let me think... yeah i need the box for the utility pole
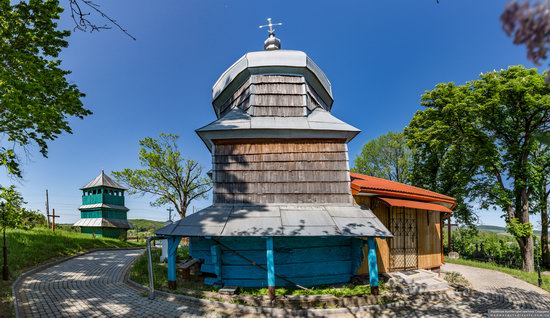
[51,208,60,232]
[2,202,8,281]
[45,189,50,229]
[167,207,174,222]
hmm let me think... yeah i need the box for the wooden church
[74,171,131,239]
[156,21,392,295]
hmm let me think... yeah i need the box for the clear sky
[0,0,541,228]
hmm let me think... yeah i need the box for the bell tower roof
[80,170,127,190]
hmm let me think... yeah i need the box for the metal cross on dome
[259,18,282,35]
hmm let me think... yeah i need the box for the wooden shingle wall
[218,75,329,117]
[213,140,352,204]
[417,210,442,269]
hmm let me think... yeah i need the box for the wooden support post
[447,215,452,252]
[367,237,379,295]
[45,189,50,229]
[167,236,181,289]
[266,237,275,301]
[51,209,59,232]
[211,244,222,284]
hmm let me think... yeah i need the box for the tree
[0,0,92,178]
[0,185,43,280]
[531,143,550,268]
[406,66,550,272]
[502,1,550,85]
[352,132,412,183]
[67,0,135,40]
[113,134,212,219]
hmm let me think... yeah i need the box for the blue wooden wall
[189,236,365,287]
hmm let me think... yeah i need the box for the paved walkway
[15,250,219,318]
[442,263,550,295]
[14,250,550,318]
[440,263,550,311]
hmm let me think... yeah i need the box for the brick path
[14,250,550,318]
[15,250,219,318]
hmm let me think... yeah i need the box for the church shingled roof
[80,170,127,190]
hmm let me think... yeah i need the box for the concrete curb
[12,247,144,318]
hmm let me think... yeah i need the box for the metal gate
[389,207,418,271]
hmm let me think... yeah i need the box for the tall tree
[113,133,212,219]
[352,132,412,183]
[531,143,550,268]
[406,66,550,272]
[502,1,550,85]
[0,0,91,178]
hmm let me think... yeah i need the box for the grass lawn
[0,227,142,318]
[446,258,550,292]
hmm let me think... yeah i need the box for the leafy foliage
[0,186,44,230]
[506,217,533,239]
[448,227,523,269]
[352,132,412,183]
[406,66,550,271]
[113,133,212,218]
[0,0,91,178]
[501,1,550,85]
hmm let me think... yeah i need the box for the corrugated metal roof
[73,218,132,229]
[377,197,453,213]
[350,173,456,207]
[78,203,129,211]
[156,204,392,237]
[196,108,360,151]
[81,171,127,190]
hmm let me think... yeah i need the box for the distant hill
[128,219,166,231]
[476,224,544,236]
[477,225,508,234]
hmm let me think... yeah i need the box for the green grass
[239,283,384,297]
[446,258,550,292]
[130,248,193,290]
[443,271,470,288]
[0,227,142,318]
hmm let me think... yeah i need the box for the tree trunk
[519,188,535,272]
[178,204,187,219]
[518,235,535,272]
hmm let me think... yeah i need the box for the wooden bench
[177,258,201,278]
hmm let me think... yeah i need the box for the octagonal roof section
[212,50,333,116]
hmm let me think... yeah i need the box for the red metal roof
[377,197,453,213]
[350,172,456,208]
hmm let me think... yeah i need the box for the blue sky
[0,0,541,227]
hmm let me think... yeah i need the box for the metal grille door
[389,207,418,271]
